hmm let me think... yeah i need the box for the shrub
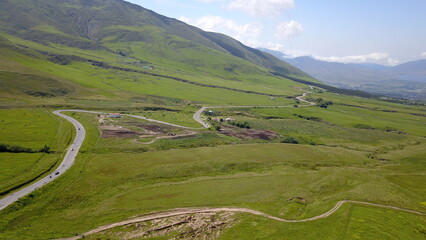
[281,136,299,144]
[39,145,51,153]
[211,122,221,131]
[228,121,251,129]
[0,143,51,153]
[0,143,34,153]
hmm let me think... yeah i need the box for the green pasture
[221,204,425,240]
[0,109,73,195]
[0,32,303,107]
[0,32,425,240]
[0,111,424,239]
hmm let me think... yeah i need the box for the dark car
[55,172,60,175]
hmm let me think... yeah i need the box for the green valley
[0,0,424,239]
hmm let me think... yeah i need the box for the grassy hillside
[0,104,424,239]
[0,1,424,240]
[0,34,302,107]
[0,109,73,197]
[0,0,312,103]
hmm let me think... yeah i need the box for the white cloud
[421,52,426,57]
[256,48,400,66]
[282,49,312,58]
[313,52,399,66]
[226,0,294,16]
[179,16,263,45]
[275,21,303,39]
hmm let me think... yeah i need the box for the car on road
[55,172,59,175]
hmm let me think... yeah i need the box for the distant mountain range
[259,48,426,100]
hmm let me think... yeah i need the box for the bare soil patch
[137,124,173,133]
[88,212,236,240]
[100,125,141,138]
[57,202,425,240]
[220,126,280,140]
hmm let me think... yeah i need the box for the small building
[225,118,235,122]
[109,113,121,118]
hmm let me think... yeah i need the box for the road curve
[1,105,425,238]
[58,200,425,240]
[0,90,315,211]
[70,89,316,131]
[0,110,86,211]
[192,90,316,129]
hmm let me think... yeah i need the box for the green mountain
[0,0,316,107]
[1,1,426,239]
[0,0,307,75]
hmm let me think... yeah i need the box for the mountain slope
[0,0,309,79]
[391,59,426,82]
[0,0,327,108]
[283,56,426,100]
[285,56,392,87]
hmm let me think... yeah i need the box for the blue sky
[127,0,426,65]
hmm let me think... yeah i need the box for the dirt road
[0,89,315,211]
[58,200,425,240]
[192,90,316,129]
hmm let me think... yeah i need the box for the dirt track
[193,88,316,129]
[58,200,425,240]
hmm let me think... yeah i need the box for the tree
[40,145,51,153]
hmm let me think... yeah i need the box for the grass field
[83,203,426,240]
[0,109,73,196]
[126,105,204,128]
[0,109,424,239]
[0,20,425,240]
[0,32,303,108]
[221,204,426,240]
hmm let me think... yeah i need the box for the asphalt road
[2,98,425,237]
[0,90,314,211]
[0,110,86,211]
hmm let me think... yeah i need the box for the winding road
[59,200,426,240]
[193,89,316,129]
[0,110,86,211]
[0,101,305,211]
[2,90,424,239]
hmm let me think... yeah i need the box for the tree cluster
[0,143,51,153]
[228,121,251,129]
